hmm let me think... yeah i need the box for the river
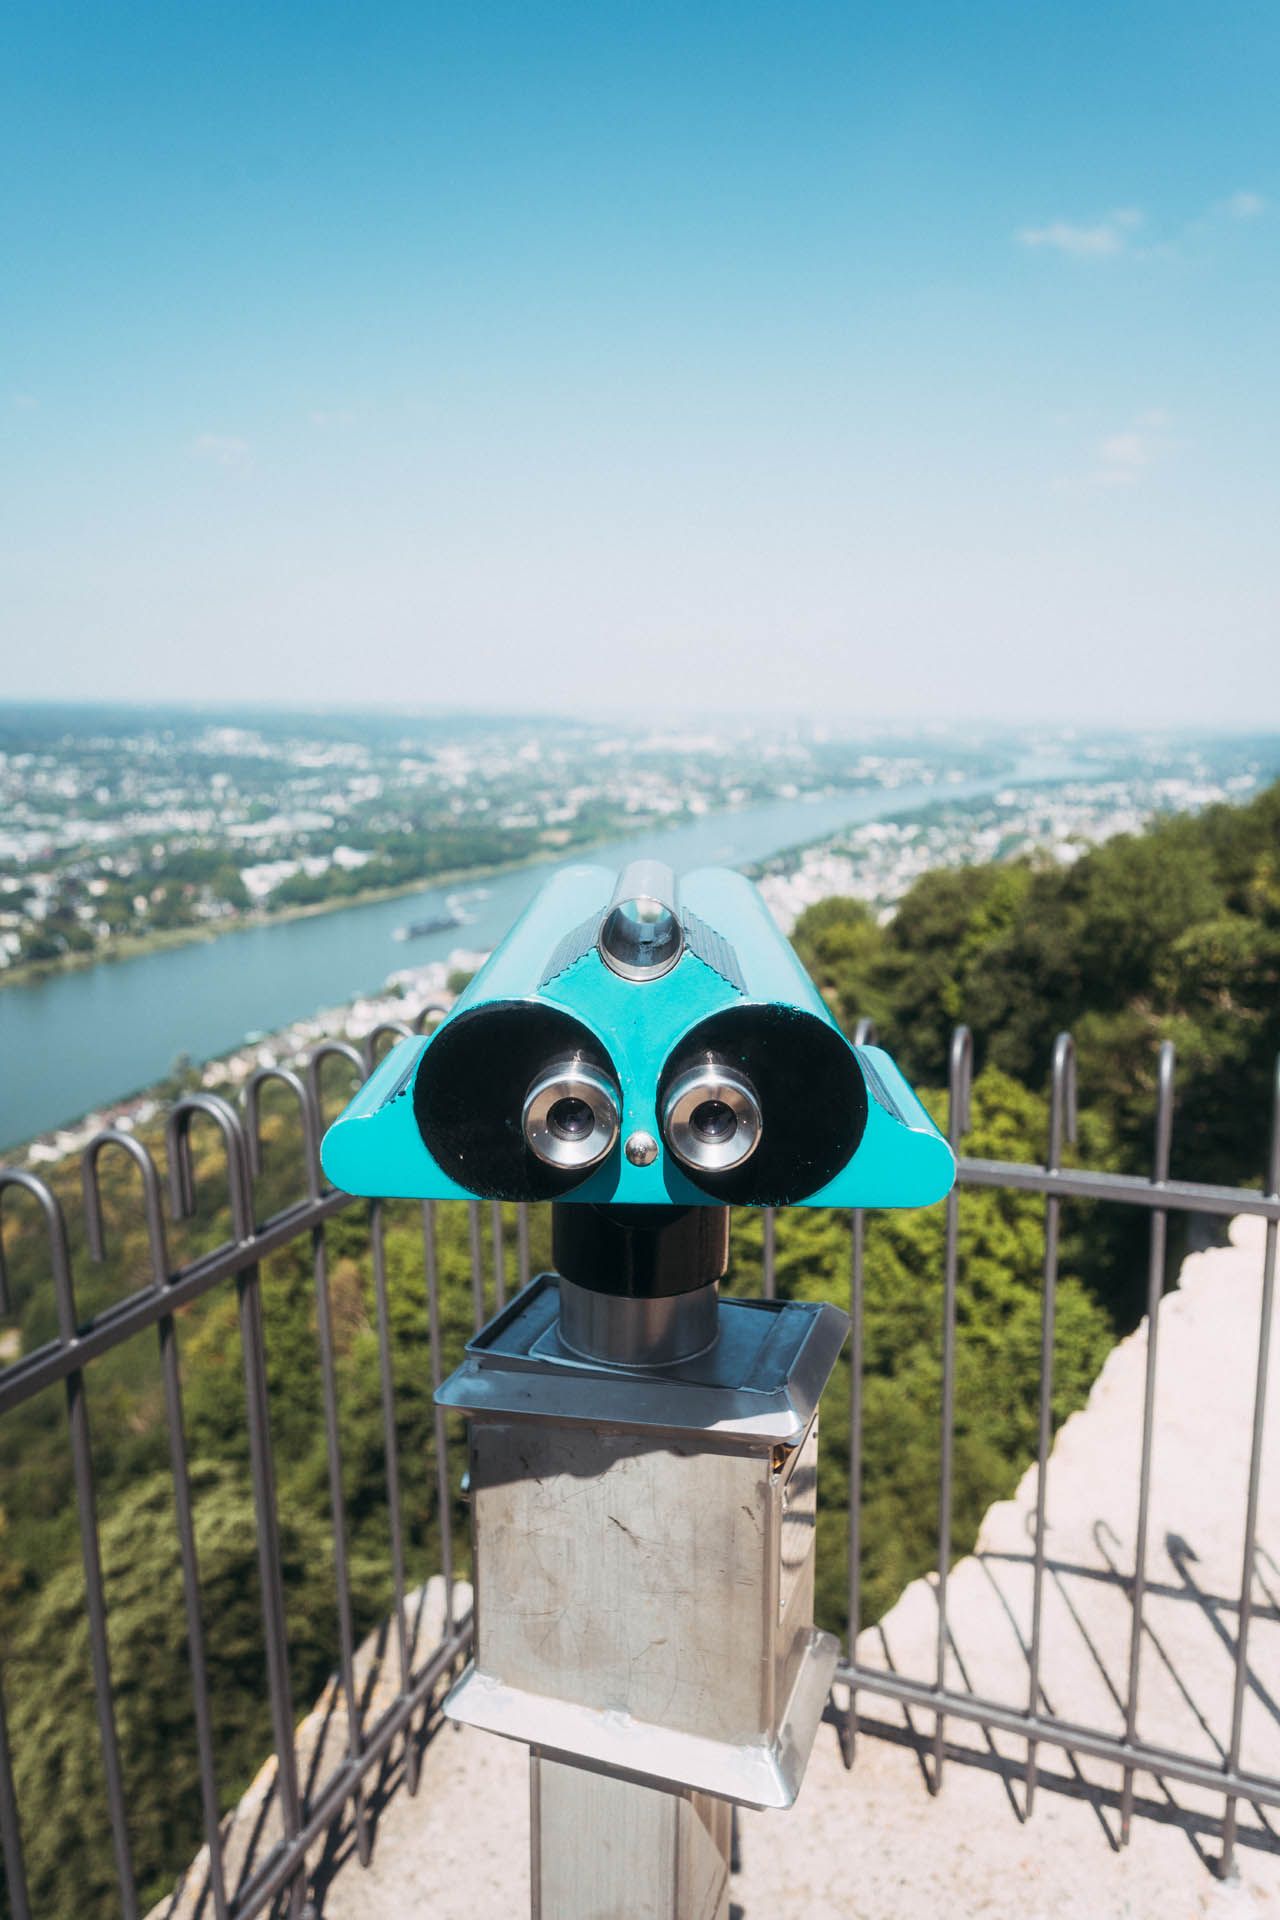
[0,758,1076,1147]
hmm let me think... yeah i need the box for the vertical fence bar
[248,1064,372,1856]
[307,1040,436,1805]
[762,1209,777,1299]
[251,1066,376,1867]
[1119,1040,1176,1843]
[306,1041,367,1135]
[156,1307,232,1915]
[468,1202,486,1332]
[517,1203,532,1292]
[174,1094,309,1915]
[169,1095,311,1910]
[844,1014,877,1766]
[238,1259,307,1915]
[1220,1054,1280,1875]
[12,1163,144,1920]
[933,1028,972,1791]
[0,1172,38,1920]
[363,1021,414,1076]
[71,1370,139,1917]
[844,1203,866,1765]
[423,1201,457,1635]
[0,1666,30,1920]
[84,1131,231,1918]
[371,1199,418,1794]
[310,1212,372,1861]
[491,1200,507,1312]
[1025,1035,1076,1816]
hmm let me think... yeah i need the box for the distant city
[1,704,1277,1158]
[1,705,1275,980]
[751,742,1274,929]
[0,705,1004,978]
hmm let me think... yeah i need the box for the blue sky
[2,2,1277,724]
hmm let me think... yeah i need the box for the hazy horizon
[2,697,1278,740]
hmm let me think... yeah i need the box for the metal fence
[0,1020,1276,1917]
[839,1025,1280,1879]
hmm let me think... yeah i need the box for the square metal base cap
[442,1625,839,1811]
[436,1275,850,1448]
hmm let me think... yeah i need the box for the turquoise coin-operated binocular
[319,859,953,1210]
[321,862,955,1894]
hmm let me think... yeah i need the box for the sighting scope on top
[321,861,953,1211]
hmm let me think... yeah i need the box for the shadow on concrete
[852,1517,1280,1884]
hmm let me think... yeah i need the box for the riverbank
[0,843,574,993]
[17,943,483,1170]
[0,775,940,995]
[0,754,1097,1150]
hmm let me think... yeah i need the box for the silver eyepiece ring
[522,1058,621,1173]
[661,1063,762,1174]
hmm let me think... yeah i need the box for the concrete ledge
[145,1576,473,1920]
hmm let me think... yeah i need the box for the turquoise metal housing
[319,864,955,1209]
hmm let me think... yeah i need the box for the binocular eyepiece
[520,866,761,1182]
[661,1061,762,1174]
[320,860,955,1213]
[519,1050,762,1179]
[522,1057,621,1172]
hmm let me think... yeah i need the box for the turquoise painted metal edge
[318,863,956,1208]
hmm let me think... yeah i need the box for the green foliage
[792,779,1280,1188]
[730,1069,1113,1632]
[0,1125,502,1920]
[1,779,1276,1915]
[784,895,892,1035]
[5,1464,386,1917]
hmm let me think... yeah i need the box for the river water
[0,759,1074,1147]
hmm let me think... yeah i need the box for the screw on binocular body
[624,1129,659,1166]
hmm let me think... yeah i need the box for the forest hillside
[0,779,1276,1917]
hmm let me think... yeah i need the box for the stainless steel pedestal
[437,1272,848,1915]
[532,1756,732,1920]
